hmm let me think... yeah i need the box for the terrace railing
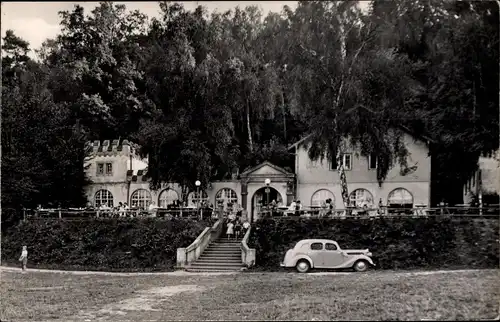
[258,205,500,220]
[22,207,219,221]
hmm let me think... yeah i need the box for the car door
[323,242,346,268]
[308,242,326,268]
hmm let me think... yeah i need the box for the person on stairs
[242,220,250,235]
[234,219,242,240]
[226,220,234,240]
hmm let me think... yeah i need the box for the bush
[1,218,212,272]
[248,217,499,271]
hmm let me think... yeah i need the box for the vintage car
[280,239,375,273]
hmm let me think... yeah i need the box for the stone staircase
[186,237,244,272]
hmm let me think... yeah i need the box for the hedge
[1,218,212,272]
[248,217,499,271]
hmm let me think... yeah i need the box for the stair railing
[176,217,225,269]
[241,226,256,268]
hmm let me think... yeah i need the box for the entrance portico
[239,161,295,222]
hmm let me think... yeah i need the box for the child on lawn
[19,246,28,272]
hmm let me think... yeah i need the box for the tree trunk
[181,184,189,205]
[246,98,253,153]
[281,91,287,141]
[335,12,350,209]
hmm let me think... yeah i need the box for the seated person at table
[148,202,158,217]
[285,200,296,216]
[320,200,327,217]
[295,200,303,215]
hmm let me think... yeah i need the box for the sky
[1,1,370,57]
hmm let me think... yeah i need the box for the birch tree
[284,1,417,207]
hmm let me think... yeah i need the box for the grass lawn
[1,269,498,321]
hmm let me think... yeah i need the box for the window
[188,190,209,207]
[106,163,113,175]
[387,188,413,206]
[215,188,238,207]
[96,162,113,176]
[158,189,179,208]
[310,243,323,250]
[97,163,104,175]
[311,189,335,207]
[349,189,374,208]
[130,189,152,209]
[94,189,113,207]
[330,154,352,171]
[368,154,377,170]
[325,243,337,251]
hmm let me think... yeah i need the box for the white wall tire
[353,260,369,272]
[295,260,310,273]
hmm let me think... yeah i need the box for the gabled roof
[287,106,435,150]
[240,161,294,177]
[287,125,434,151]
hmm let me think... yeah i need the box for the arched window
[310,189,335,207]
[387,188,414,207]
[158,189,179,208]
[215,188,238,209]
[187,190,209,207]
[349,189,374,208]
[94,189,113,207]
[130,189,152,209]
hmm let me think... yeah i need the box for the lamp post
[195,180,201,220]
[195,180,201,208]
[265,178,271,210]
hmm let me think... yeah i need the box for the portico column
[286,180,295,205]
[241,180,248,211]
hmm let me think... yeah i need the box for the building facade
[463,149,500,205]
[85,130,432,221]
[289,130,432,210]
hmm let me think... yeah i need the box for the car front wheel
[295,260,310,273]
[353,260,369,272]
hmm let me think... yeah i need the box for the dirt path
[0,266,238,276]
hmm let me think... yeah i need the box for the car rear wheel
[353,260,369,272]
[296,260,310,273]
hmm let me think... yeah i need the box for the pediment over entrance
[240,161,294,179]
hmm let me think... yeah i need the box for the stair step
[205,247,240,251]
[190,262,243,268]
[196,258,242,263]
[203,250,241,254]
[216,240,243,243]
[210,244,241,247]
[186,267,242,272]
[200,253,240,257]
[200,255,241,259]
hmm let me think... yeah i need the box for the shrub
[248,217,499,271]
[1,218,212,272]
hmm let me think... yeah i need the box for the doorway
[251,187,283,222]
